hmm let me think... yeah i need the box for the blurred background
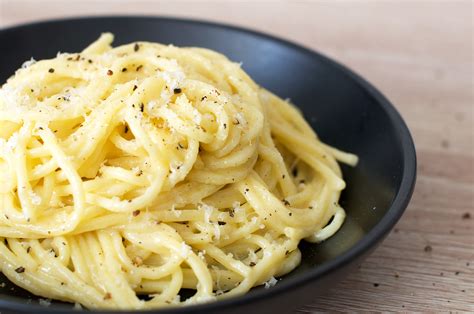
[0,0,472,312]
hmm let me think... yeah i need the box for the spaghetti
[0,33,357,309]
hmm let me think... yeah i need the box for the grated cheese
[200,203,215,224]
[39,298,52,306]
[21,57,36,69]
[264,276,278,289]
[28,190,42,206]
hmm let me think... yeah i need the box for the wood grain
[0,0,473,312]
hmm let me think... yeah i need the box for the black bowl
[0,16,416,313]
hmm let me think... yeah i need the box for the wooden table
[1,0,472,312]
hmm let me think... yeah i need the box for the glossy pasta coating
[0,33,357,309]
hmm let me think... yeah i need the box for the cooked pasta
[0,33,357,309]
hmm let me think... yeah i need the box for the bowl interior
[0,17,414,312]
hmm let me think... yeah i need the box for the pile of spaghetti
[0,33,357,309]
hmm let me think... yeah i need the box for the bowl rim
[0,15,417,313]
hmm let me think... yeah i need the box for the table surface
[0,0,473,312]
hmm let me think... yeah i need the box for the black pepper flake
[282,174,285,179]
[137,170,143,176]
[292,167,298,177]
[229,210,235,218]
[26,247,31,253]
[136,65,143,71]
[15,267,25,273]
[48,68,55,73]
[88,59,93,64]
[107,69,113,76]
[424,245,432,252]
[132,210,140,217]
[140,103,144,112]
[217,221,226,226]
[245,188,249,193]
[249,262,256,267]
[124,125,129,133]
[462,212,471,220]
[174,88,182,94]
[288,212,293,216]
[455,271,460,275]
[223,123,227,129]
[122,67,128,72]
[373,283,379,287]
[255,248,262,253]
[133,85,138,91]
[201,96,207,101]
[309,206,313,209]
[282,199,290,206]
[134,43,140,52]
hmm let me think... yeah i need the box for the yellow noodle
[0,33,357,309]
